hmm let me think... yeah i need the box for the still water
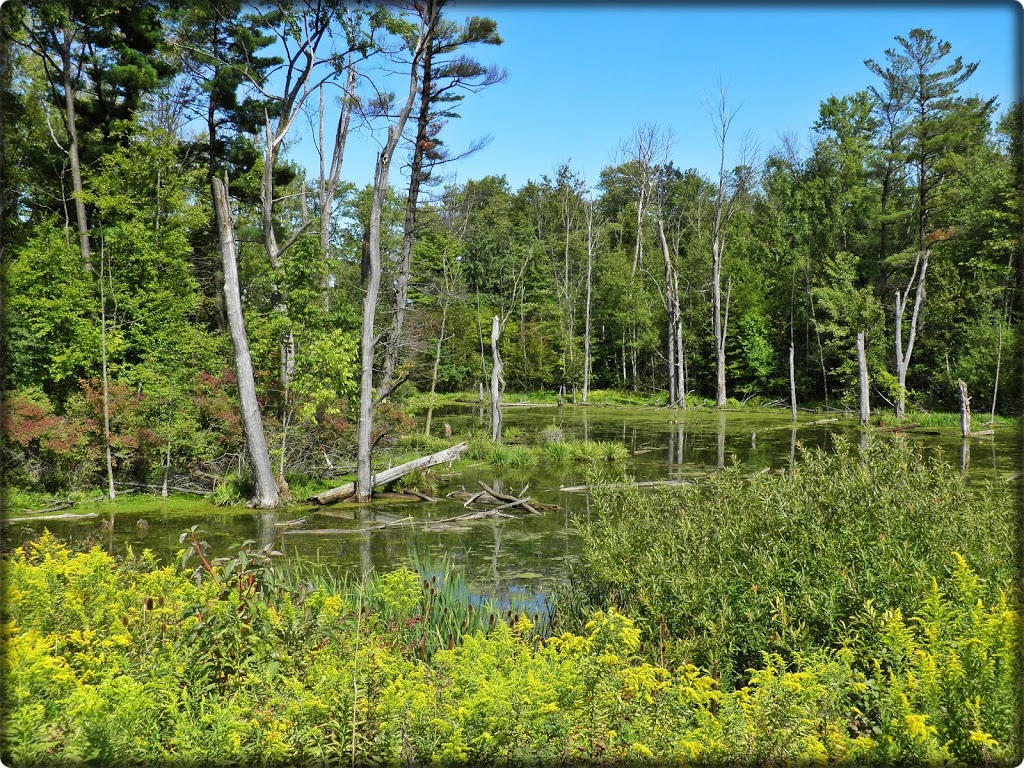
[6,406,1019,601]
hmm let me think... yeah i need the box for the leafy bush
[561,437,1018,684]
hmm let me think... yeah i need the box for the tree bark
[356,12,431,502]
[958,378,971,438]
[490,315,503,441]
[857,331,870,427]
[212,176,280,508]
[790,344,798,421]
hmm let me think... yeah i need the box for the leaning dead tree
[212,177,280,508]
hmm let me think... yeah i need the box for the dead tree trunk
[381,34,437,395]
[99,245,115,500]
[490,315,504,442]
[893,250,929,419]
[958,378,971,438]
[582,197,595,404]
[658,219,678,405]
[356,15,431,502]
[318,62,358,276]
[790,344,798,421]
[857,331,870,427]
[212,176,280,509]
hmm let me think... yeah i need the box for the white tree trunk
[212,177,280,508]
[857,331,870,427]
[356,15,430,502]
[790,344,798,421]
[490,315,503,441]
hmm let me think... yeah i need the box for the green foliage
[3,533,1018,765]
[541,440,573,463]
[562,438,1017,684]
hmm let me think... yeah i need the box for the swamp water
[5,406,1019,606]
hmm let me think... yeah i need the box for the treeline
[1,2,1020,498]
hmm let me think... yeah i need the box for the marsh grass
[282,551,550,657]
[561,437,1018,685]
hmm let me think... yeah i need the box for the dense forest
[2,1,1020,502]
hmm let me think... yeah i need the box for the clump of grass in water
[487,443,516,467]
[506,445,536,468]
[599,441,630,461]
[502,426,525,442]
[542,441,573,463]
[540,424,565,445]
[568,440,606,462]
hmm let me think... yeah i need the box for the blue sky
[290,2,1021,194]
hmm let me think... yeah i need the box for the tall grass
[559,437,1018,685]
[282,552,552,658]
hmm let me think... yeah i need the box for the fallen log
[407,489,441,503]
[115,481,211,496]
[17,499,75,515]
[560,479,693,493]
[477,480,539,515]
[309,442,468,505]
[4,511,99,524]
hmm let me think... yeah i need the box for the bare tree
[355,3,434,502]
[581,190,598,403]
[701,84,753,408]
[212,177,280,508]
[380,9,505,393]
[616,124,668,276]
[490,315,503,440]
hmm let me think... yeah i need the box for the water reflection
[9,405,1019,598]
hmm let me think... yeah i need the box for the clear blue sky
[291,2,1021,194]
